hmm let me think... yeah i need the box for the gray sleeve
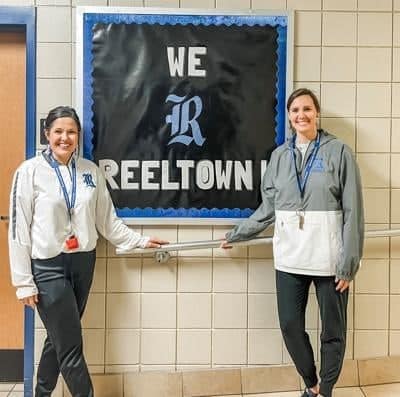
[336,144,364,281]
[225,153,276,243]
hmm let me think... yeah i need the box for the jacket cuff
[225,228,241,243]
[335,272,352,281]
[138,236,150,249]
[16,285,39,300]
[336,259,361,282]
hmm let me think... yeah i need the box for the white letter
[188,47,206,77]
[161,160,179,190]
[167,47,185,77]
[234,160,253,191]
[142,161,160,190]
[196,160,214,190]
[121,160,139,190]
[176,160,194,190]
[260,160,268,183]
[215,160,232,189]
[99,159,119,189]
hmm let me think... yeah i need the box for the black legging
[32,250,96,397]
[276,270,348,397]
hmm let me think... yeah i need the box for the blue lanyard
[49,154,77,219]
[290,132,321,199]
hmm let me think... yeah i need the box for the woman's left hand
[335,278,350,293]
[21,294,39,309]
[220,239,233,249]
[145,236,169,248]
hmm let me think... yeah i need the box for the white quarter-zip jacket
[8,151,149,299]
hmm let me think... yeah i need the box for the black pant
[32,250,96,397]
[276,270,348,397]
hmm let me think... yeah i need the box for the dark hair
[286,88,321,114]
[44,106,81,132]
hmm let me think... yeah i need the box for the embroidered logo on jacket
[83,173,96,188]
[311,158,325,172]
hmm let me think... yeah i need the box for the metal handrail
[117,235,271,254]
[365,229,400,238]
[116,228,400,263]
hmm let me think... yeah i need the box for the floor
[247,383,400,396]
[0,383,23,397]
[1,384,400,396]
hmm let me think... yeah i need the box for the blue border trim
[82,12,288,218]
[276,24,287,146]
[116,206,253,219]
[83,13,95,160]
[0,7,36,396]
[84,12,287,26]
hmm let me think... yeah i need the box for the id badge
[65,235,79,250]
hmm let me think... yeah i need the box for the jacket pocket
[273,211,342,274]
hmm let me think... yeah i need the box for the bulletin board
[76,8,293,223]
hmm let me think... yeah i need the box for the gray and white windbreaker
[226,130,364,281]
[9,151,149,299]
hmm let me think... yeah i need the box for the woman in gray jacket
[224,88,364,397]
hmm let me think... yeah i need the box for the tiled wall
[2,0,399,373]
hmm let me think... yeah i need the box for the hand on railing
[145,236,169,249]
[220,239,233,249]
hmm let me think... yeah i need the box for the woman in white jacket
[9,106,167,397]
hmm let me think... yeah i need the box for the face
[45,117,79,164]
[288,95,319,137]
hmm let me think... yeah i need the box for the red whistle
[66,235,79,250]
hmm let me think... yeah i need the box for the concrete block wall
[1,0,399,376]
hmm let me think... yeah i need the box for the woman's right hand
[21,294,38,309]
[145,236,169,248]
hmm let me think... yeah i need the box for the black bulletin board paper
[81,12,289,220]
